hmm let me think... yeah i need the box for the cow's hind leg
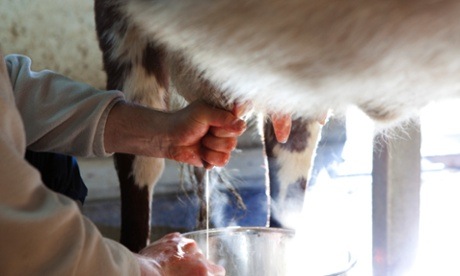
[263,118,321,227]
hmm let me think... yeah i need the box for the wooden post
[372,122,421,276]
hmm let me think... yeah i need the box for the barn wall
[0,0,106,88]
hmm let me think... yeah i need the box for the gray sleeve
[5,54,125,157]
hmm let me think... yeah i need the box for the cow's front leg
[263,118,321,227]
[94,5,170,249]
[115,153,164,252]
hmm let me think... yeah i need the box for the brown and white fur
[95,0,460,252]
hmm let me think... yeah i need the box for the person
[0,53,247,275]
[25,149,88,205]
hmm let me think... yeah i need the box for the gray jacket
[0,53,139,275]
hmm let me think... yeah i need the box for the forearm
[104,101,172,157]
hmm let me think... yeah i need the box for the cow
[94,0,460,252]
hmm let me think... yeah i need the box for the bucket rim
[182,226,295,237]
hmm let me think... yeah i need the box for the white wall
[0,0,106,88]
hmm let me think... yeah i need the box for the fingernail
[231,119,246,130]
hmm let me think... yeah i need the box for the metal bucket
[182,227,355,276]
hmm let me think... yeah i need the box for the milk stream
[204,169,210,259]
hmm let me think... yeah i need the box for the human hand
[164,101,246,168]
[135,232,225,276]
